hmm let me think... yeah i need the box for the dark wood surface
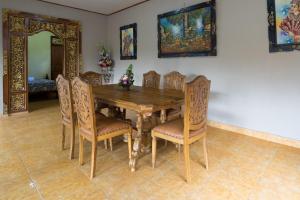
[93,84,184,114]
[51,37,64,80]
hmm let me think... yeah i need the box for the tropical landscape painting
[158,1,216,57]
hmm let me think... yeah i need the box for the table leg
[129,113,143,172]
[160,109,166,124]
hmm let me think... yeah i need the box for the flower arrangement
[119,64,134,90]
[98,46,113,68]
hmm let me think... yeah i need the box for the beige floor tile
[0,151,30,184]
[0,100,299,200]
[0,177,41,200]
[34,168,93,199]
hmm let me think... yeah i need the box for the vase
[123,85,131,91]
[120,83,132,91]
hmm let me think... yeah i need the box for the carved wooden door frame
[2,9,82,115]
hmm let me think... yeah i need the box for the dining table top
[92,84,184,114]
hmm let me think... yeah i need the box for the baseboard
[0,113,8,118]
[208,120,300,149]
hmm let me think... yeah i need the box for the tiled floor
[0,100,300,200]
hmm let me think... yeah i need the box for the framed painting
[120,23,137,60]
[268,0,300,52]
[157,0,216,58]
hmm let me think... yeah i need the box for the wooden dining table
[92,84,184,171]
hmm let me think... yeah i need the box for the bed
[28,78,57,94]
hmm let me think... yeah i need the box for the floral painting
[268,0,300,52]
[158,0,216,57]
[120,23,137,60]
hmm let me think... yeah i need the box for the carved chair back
[80,71,103,86]
[163,71,186,91]
[56,74,74,123]
[72,77,97,136]
[184,76,210,137]
[143,71,161,89]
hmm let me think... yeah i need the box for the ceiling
[40,0,149,15]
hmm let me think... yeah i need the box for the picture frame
[157,0,216,58]
[120,23,137,60]
[267,0,300,52]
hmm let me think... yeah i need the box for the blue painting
[158,1,216,57]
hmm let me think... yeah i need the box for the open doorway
[28,31,64,111]
[3,9,81,115]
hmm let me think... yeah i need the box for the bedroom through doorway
[28,31,64,111]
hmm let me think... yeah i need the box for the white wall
[28,31,54,79]
[107,0,300,140]
[0,0,108,114]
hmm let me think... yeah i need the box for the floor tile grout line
[13,143,45,200]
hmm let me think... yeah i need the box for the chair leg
[203,134,208,170]
[178,144,181,152]
[178,144,182,160]
[69,123,75,160]
[109,138,113,151]
[61,124,66,150]
[164,140,168,147]
[152,136,157,168]
[122,109,126,120]
[79,135,84,165]
[183,144,191,183]
[104,140,108,149]
[128,130,132,160]
[90,141,97,180]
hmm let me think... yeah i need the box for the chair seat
[95,116,131,136]
[152,118,206,139]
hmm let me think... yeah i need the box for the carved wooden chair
[151,75,210,183]
[79,71,103,86]
[163,71,186,121]
[72,77,132,179]
[141,70,161,134]
[143,70,161,89]
[56,74,76,159]
[80,71,115,150]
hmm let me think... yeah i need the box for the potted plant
[119,64,134,90]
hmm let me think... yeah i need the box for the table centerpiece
[119,64,134,90]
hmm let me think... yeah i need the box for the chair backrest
[163,71,186,91]
[79,71,103,86]
[72,77,97,136]
[184,76,210,136]
[56,74,74,123]
[143,71,161,89]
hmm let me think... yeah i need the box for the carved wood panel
[10,35,26,92]
[8,14,28,113]
[65,39,78,79]
[2,9,81,115]
[28,19,65,38]
[10,93,26,113]
[9,16,25,32]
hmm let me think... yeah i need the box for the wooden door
[51,36,64,80]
